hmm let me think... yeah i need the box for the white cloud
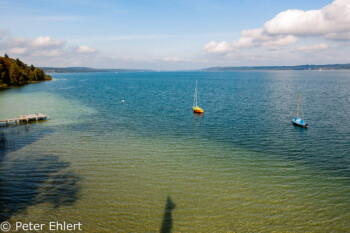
[33,49,64,57]
[325,32,350,40]
[31,36,63,47]
[10,47,28,55]
[235,28,298,48]
[1,34,67,57]
[297,43,328,51]
[263,0,350,37]
[204,41,232,53]
[261,35,298,48]
[77,45,96,53]
[204,0,350,54]
[0,31,97,66]
[163,56,186,62]
[263,9,324,36]
[204,29,298,53]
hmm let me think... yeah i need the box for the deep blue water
[39,71,350,180]
[1,70,350,231]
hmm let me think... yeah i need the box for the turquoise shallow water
[0,71,350,232]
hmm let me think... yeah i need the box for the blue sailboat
[292,92,308,128]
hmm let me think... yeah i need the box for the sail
[193,80,197,107]
[193,80,198,107]
[192,80,204,113]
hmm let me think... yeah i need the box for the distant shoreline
[41,63,350,73]
[41,67,153,74]
[203,63,350,71]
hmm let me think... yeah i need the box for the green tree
[9,63,21,84]
[0,63,3,83]
[0,55,51,89]
[33,68,45,81]
[28,70,35,81]
[16,58,22,66]
[4,53,9,58]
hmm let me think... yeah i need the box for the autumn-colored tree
[9,63,25,85]
[16,58,22,67]
[0,55,51,89]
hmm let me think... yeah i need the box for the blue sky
[1,0,349,70]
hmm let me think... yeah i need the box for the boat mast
[297,92,300,117]
[193,80,197,107]
[196,80,198,107]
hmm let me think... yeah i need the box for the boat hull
[292,122,308,128]
[193,106,204,114]
[292,117,308,128]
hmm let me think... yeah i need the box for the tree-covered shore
[0,54,52,89]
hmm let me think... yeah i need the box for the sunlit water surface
[1,71,349,232]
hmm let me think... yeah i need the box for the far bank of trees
[0,54,52,89]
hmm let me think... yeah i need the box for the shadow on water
[0,124,52,160]
[0,126,81,222]
[160,196,176,233]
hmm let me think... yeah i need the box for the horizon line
[39,63,350,72]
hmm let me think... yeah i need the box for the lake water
[0,71,349,232]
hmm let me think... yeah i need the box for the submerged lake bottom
[0,71,350,232]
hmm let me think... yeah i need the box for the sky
[0,0,349,70]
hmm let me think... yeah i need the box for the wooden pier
[0,113,49,126]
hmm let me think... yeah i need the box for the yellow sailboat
[193,80,204,114]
